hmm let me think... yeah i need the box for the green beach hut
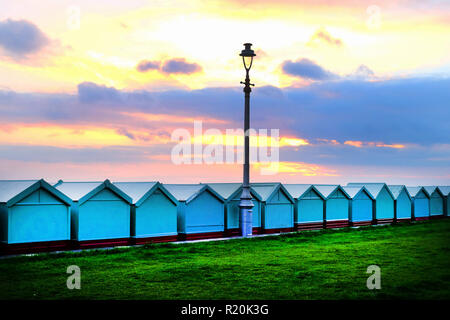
[113,182,178,244]
[437,186,450,217]
[406,186,430,220]
[251,183,295,233]
[388,185,412,222]
[54,179,132,248]
[284,184,325,231]
[423,186,445,218]
[206,183,263,235]
[163,184,225,240]
[315,185,351,228]
[342,185,375,226]
[347,183,395,224]
[0,179,72,254]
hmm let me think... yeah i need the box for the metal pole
[239,69,254,237]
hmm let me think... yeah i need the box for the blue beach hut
[0,179,72,254]
[348,183,395,224]
[206,183,263,235]
[113,182,178,244]
[251,183,295,233]
[423,186,445,218]
[438,186,450,217]
[163,184,225,240]
[284,184,325,231]
[388,185,412,222]
[315,185,351,228]
[406,186,430,220]
[54,180,132,248]
[342,185,375,226]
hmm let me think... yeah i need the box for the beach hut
[163,184,225,240]
[113,182,178,244]
[342,186,375,226]
[284,184,325,230]
[347,183,395,224]
[438,186,450,217]
[315,185,351,228]
[423,186,445,218]
[406,186,430,220]
[206,183,263,235]
[388,185,412,222]
[251,183,295,233]
[0,179,72,254]
[54,180,132,248]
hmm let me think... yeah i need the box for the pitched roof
[347,183,394,199]
[205,183,242,200]
[387,185,411,200]
[284,184,325,200]
[251,183,294,203]
[163,184,224,203]
[0,180,39,203]
[205,183,262,202]
[113,182,157,203]
[406,186,429,198]
[0,179,72,206]
[54,179,132,204]
[437,186,450,196]
[54,181,103,201]
[422,186,443,197]
[313,185,339,198]
[342,185,374,200]
[113,182,177,206]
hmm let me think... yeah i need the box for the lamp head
[240,43,256,71]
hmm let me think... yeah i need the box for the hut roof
[251,183,294,203]
[0,179,72,207]
[387,185,411,200]
[347,183,394,199]
[163,184,225,203]
[206,183,262,201]
[342,185,374,200]
[284,184,326,200]
[113,182,177,206]
[406,186,429,198]
[54,179,132,205]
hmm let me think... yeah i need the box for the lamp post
[239,43,256,237]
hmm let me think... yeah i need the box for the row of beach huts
[0,179,448,254]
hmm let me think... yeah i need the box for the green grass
[1,220,449,300]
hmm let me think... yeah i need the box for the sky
[0,0,449,185]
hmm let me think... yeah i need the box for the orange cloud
[344,140,364,147]
[253,161,339,176]
[122,112,229,125]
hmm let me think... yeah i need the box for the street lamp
[239,43,256,237]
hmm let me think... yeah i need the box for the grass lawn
[0,219,449,300]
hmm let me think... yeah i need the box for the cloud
[116,128,136,140]
[0,19,62,65]
[160,58,202,74]
[352,65,375,79]
[77,82,122,104]
[0,76,449,184]
[307,28,343,47]
[1,77,449,149]
[281,58,337,80]
[136,60,160,72]
[0,19,49,57]
[136,58,202,75]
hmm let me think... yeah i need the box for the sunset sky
[0,0,449,185]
